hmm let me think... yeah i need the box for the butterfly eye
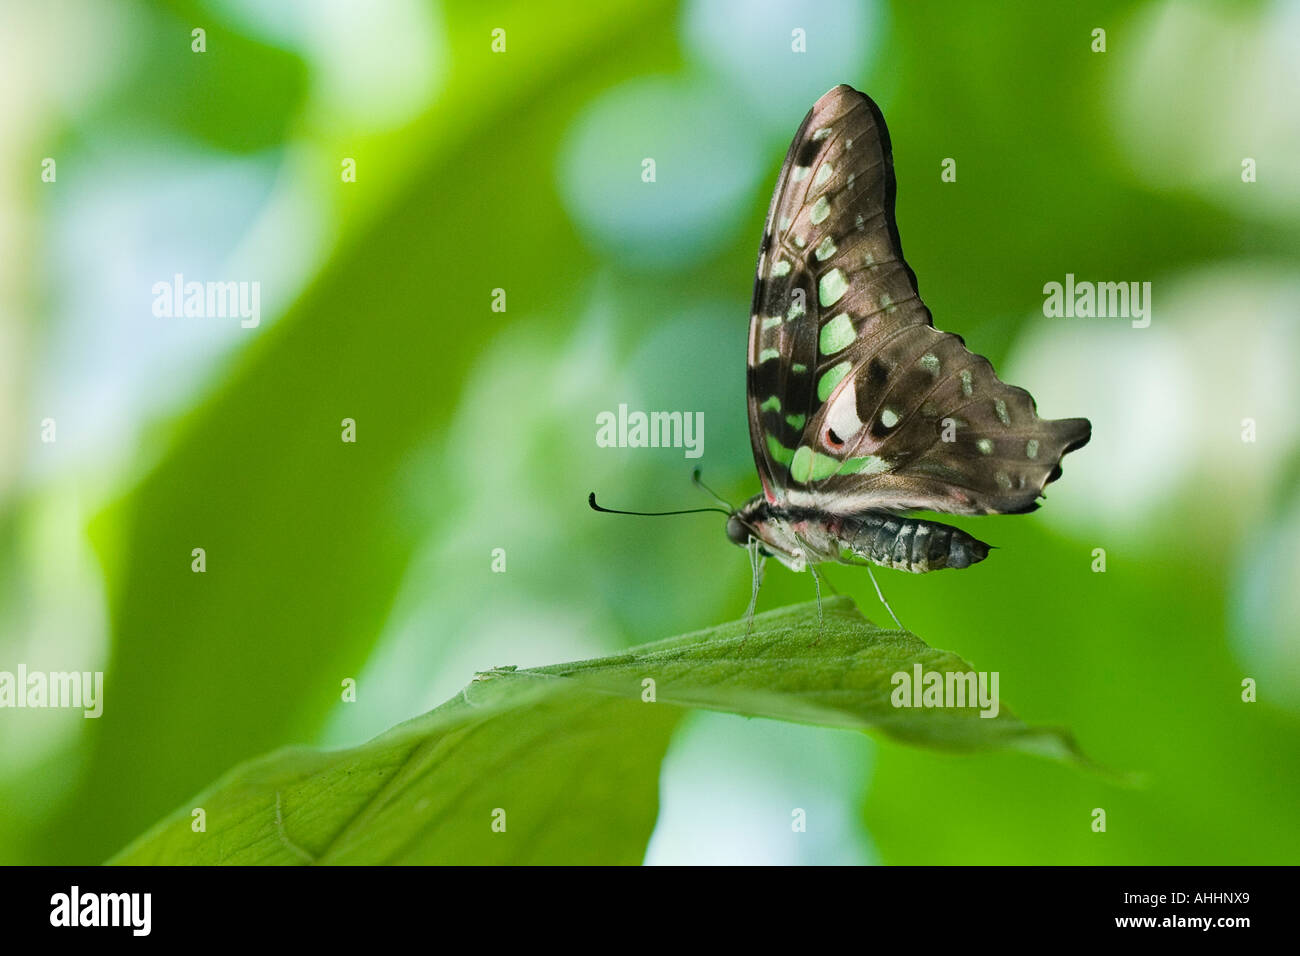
[824,427,844,448]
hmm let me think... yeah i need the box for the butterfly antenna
[691,468,735,511]
[866,565,905,630]
[588,493,729,518]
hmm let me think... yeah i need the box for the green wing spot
[765,432,795,467]
[819,269,849,306]
[760,395,781,412]
[819,313,855,355]
[810,452,840,480]
[761,316,782,330]
[790,445,842,482]
[785,413,806,430]
[817,361,851,402]
[758,348,780,363]
[840,455,890,475]
[809,196,831,225]
[791,445,812,481]
[792,363,807,373]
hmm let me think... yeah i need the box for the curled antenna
[691,468,735,511]
[588,492,729,518]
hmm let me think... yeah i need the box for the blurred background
[1,0,1298,864]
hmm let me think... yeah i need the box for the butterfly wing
[746,85,1089,515]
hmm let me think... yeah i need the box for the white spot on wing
[825,378,863,440]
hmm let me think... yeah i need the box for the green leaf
[517,596,1091,759]
[112,685,681,865]
[110,597,1090,864]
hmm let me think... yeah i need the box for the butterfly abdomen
[843,513,989,573]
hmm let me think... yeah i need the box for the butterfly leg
[808,561,824,641]
[867,565,905,630]
[743,538,764,640]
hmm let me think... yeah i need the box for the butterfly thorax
[729,493,990,575]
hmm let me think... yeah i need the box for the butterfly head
[724,494,776,551]
[725,512,751,547]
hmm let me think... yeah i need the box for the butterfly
[722,84,1091,626]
